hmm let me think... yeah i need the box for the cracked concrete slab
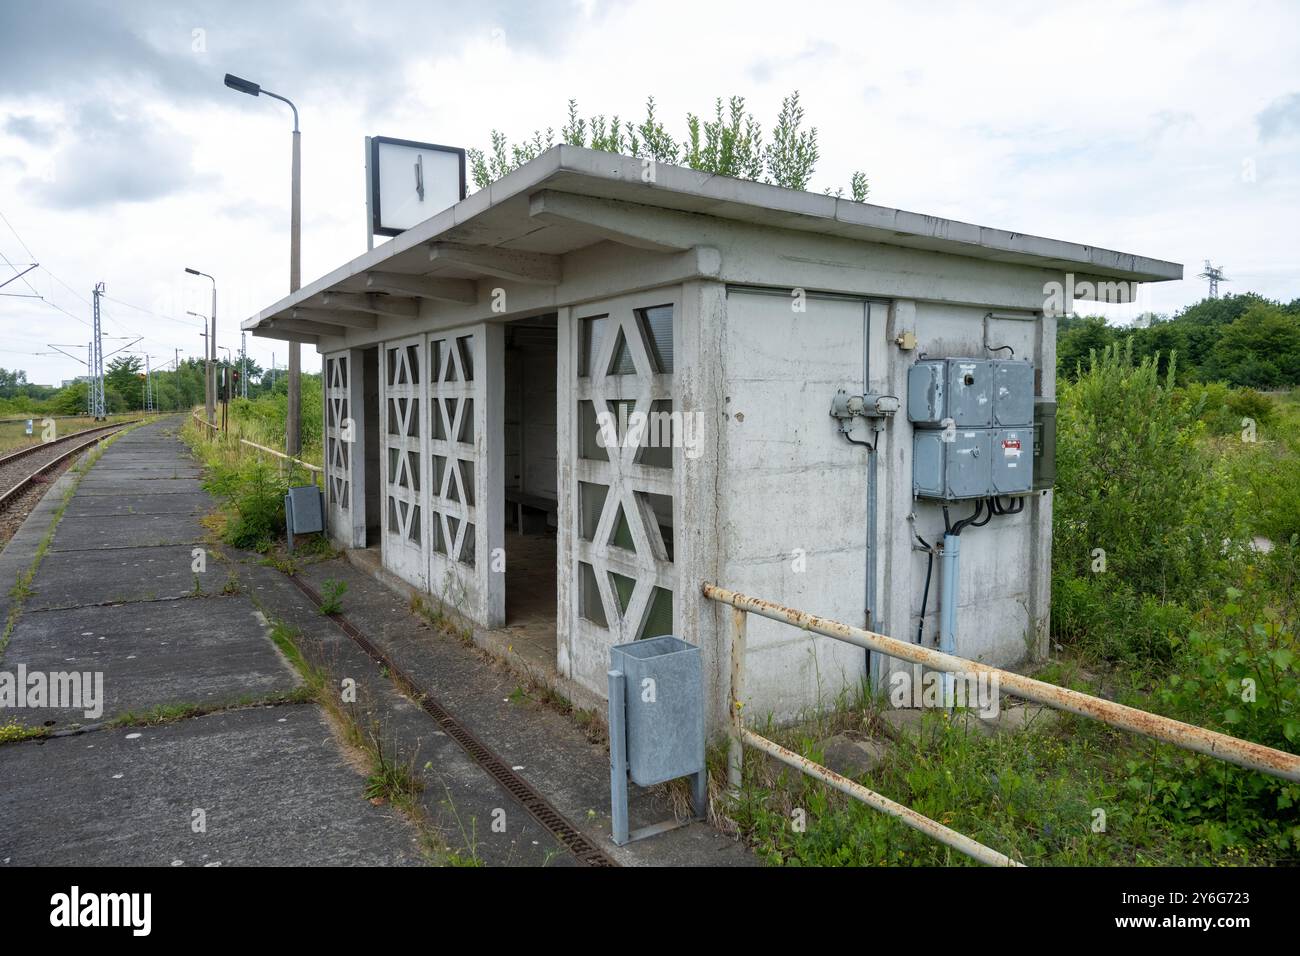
[2,596,299,727]
[0,706,422,866]
[25,544,223,609]
[49,512,207,551]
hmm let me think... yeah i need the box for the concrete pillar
[481,322,506,627]
[554,307,576,679]
[677,279,728,733]
[345,347,367,549]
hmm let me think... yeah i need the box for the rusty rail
[705,582,1300,783]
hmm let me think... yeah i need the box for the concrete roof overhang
[242,145,1183,344]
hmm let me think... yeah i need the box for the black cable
[950,499,984,536]
[985,344,1015,357]
[916,545,934,644]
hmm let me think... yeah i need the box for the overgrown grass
[181,411,327,554]
[264,618,445,861]
[727,686,1286,866]
[0,413,136,454]
[0,718,49,744]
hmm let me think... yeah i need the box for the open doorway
[502,314,558,667]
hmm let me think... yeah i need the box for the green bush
[1180,382,1276,437]
[1053,342,1242,604]
[1051,572,1193,664]
[203,458,288,551]
[1135,548,1300,854]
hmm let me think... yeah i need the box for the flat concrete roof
[243,144,1182,337]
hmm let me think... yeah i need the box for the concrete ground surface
[0,418,421,866]
[0,416,756,867]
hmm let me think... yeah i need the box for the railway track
[0,420,138,514]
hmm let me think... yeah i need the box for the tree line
[0,353,279,418]
[1059,293,1300,389]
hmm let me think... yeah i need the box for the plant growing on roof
[467,91,867,197]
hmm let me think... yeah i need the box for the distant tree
[105,355,144,409]
[1203,303,1300,388]
[1057,315,1116,379]
[50,381,88,415]
[1128,319,1188,380]
[0,366,29,398]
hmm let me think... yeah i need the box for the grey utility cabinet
[910,357,1036,500]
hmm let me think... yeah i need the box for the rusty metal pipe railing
[741,727,1023,866]
[704,582,1300,783]
[721,599,1019,865]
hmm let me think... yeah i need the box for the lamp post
[224,72,302,456]
[185,268,216,426]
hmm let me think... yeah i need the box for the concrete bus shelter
[243,145,1181,730]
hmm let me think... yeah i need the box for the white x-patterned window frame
[570,289,680,652]
[379,334,427,590]
[426,328,485,609]
[324,352,353,539]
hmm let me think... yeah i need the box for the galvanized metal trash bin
[607,635,707,845]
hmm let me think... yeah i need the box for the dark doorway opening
[502,315,558,666]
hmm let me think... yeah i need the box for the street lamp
[224,72,302,456]
[185,267,216,427]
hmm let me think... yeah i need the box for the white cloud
[1,0,1298,386]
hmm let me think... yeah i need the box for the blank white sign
[373,139,463,235]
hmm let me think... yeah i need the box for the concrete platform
[294,558,758,867]
[243,564,577,867]
[73,478,206,495]
[63,491,211,518]
[26,544,220,609]
[49,511,206,551]
[2,596,299,726]
[0,706,421,866]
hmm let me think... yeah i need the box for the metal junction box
[914,430,990,499]
[991,427,1033,494]
[993,361,1034,426]
[909,359,991,427]
[910,357,1036,500]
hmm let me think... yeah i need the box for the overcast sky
[2,0,1298,386]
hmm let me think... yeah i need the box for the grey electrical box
[993,361,1035,426]
[910,358,1035,429]
[908,359,992,427]
[910,356,1037,500]
[991,427,1034,494]
[914,430,993,499]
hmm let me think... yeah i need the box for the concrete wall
[716,292,1054,724]
[715,291,877,720]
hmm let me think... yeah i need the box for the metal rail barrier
[704,582,1300,866]
[190,411,321,484]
